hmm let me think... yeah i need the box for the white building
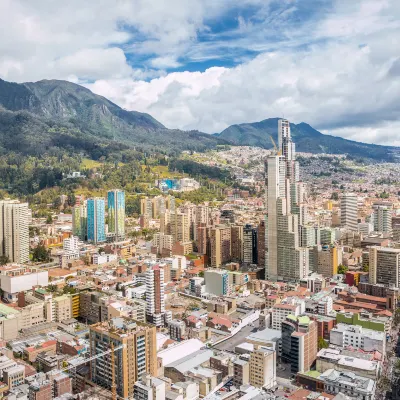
[340,194,358,232]
[146,266,170,327]
[133,374,166,400]
[0,266,48,302]
[330,324,385,353]
[320,369,376,400]
[63,236,79,252]
[271,298,305,330]
[372,204,392,234]
[204,270,229,296]
[0,200,30,264]
[92,253,117,265]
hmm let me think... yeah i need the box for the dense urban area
[0,119,398,400]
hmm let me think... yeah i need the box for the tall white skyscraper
[340,193,358,232]
[0,200,30,263]
[265,119,309,281]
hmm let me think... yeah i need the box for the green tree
[337,264,348,275]
[31,245,51,262]
[0,255,9,266]
[47,284,58,293]
[331,192,339,201]
[53,197,62,209]
[198,271,204,277]
[67,193,76,207]
[46,214,53,224]
[318,336,329,350]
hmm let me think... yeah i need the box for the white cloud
[0,0,400,145]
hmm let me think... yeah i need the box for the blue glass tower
[87,198,106,244]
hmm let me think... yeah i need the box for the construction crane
[269,134,281,156]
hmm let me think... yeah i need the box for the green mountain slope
[217,117,400,161]
[0,78,225,155]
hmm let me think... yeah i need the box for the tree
[337,264,348,275]
[31,245,51,262]
[331,192,339,201]
[67,194,76,207]
[198,271,204,277]
[53,197,62,209]
[0,255,9,266]
[47,284,58,293]
[318,336,329,350]
[46,214,53,224]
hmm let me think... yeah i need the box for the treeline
[168,159,232,182]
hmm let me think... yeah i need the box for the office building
[146,265,169,327]
[87,198,106,244]
[265,119,309,281]
[249,348,276,389]
[369,246,400,286]
[281,315,318,373]
[340,193,358,231]
[204,269,229,296]
[0,200,30,263]
[243,224,258,265]
[90,317,157,399]
[372,203,392,234]
[72,202,87,240]
[210,225,231,267]
[107,189,125,241]
[231,225,244,262]
[330,324,385,353]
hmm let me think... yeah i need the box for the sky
[1,0,400,145]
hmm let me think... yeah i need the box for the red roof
[25,340,57,352]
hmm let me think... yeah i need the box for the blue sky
[1,0,400,145]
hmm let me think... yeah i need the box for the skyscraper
[243,224,258,265]
[340,193,358,231]
[72,202,87,240]
[210,225,231,267]
[265,119,309,281]
[146,265,168,327]
[371,203,392,234]
[0,200,29,263]
[107,189,125,241]
[87,198,106,244]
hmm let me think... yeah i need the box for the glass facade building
[87,198,106,244]
[107,190,125,241]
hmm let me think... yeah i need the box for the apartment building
[204,269,229,296]
[210,225,231,267]
[369,246,400,286]
[249,348,276,389]
[271,299,305,330]
[90,317,157,399]
[340,193,358,232]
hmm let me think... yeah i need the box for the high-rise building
[317,245,341,277]
[171,212,190,244]
[243,224,258,265]
[281,315,318,373]
[165,195,176,213]
[371,204,392,234]
[152,195,166,219]
[107,189,125,241]
[72,202,87,240]
[90,317,157,399]
[340,193,358,231]
[141,197,153,219]
[369,246,400,287]
[231,225,244,262]
[0,200,30,263]
[210,225,231,267]
[146,265,168,327]
[87,198,106,244]
[249,348,276,389]
[265,120,309,281]
[257,220,266,267]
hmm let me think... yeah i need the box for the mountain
[0,78,225,156]
[217,117,400,161]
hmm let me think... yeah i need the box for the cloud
[0,0,400,145]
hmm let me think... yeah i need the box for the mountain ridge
[216,117,399,161]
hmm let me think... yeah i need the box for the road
[213,321,259,352]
